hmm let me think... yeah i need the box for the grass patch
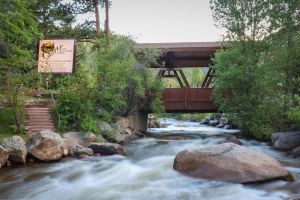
[0,108,15,135]
[0,108,28,143]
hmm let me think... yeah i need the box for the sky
[86,0,223,43]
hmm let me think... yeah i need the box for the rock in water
[2,136,27,164]
[271,131,300,151]
[291,146,300,158]
[27,130,64,162]
[218,135,243,145]
[0,145,9,168]
[70,144,93,157]
[87,142,126,156]
[200,116,210,125]
[173,143,292,183]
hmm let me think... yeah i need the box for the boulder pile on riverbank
[174,143,293,183]
[0,130,128,168]
[200,114,233,129]
[97,117,145,144]
[271,131,300,157]
[0,116,144,168]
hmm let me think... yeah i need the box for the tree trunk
[105,0,109,37]
[93,0,100,36]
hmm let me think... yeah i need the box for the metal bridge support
[158,68,190,88]
[201,68,214,88]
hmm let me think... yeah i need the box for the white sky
[80,0,223,43]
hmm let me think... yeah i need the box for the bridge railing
[162,88,217,112]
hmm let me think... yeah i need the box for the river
[0,118,299,200]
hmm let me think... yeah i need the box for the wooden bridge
[135,42,221,113]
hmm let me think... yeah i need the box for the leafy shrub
[53,87,97,133]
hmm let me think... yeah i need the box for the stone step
[27,125,55,129]
[28,122,54,126]
[28,116,52,119]
[26,111,51,113]
[28,118,52,121]
[28,117,52,121]
[27,120,53,124]
[28,117,52,120]
[28,129,55,134]
[27,113,52,116]
[27,122,53,127]
[27,113,51,117]
[26,101,53,108]
[26,108,51,110]
[26,107,51,109]
[26,107,51,108]
[27,111,51,114]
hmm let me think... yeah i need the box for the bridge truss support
[158,68,190,88]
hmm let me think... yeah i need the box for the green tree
[72,0,112,37]
[0,0,41,133]
[33,0,75,38]
[0,0,40,71]
[209,0,298,138]
[268,0,300,108]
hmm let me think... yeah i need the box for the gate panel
[162,88,185,111]
[186,88,217,111]
[162,88,217,112]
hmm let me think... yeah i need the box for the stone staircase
[25,99,55,135]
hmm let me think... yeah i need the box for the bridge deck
[135,42,221,68]
[162,88,217,113]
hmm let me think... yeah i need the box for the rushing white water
[149,118,240,136]
[0,118,299,200]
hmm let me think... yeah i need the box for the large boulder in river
[291,146,300,158]
[70,144,93,158]
[0,145,9,168]
[87,142,126,156]
[173,143,292,183]
[217,135,243,145]
[2,136,27,164]
[271,131,300,151]
[27,130,64,162]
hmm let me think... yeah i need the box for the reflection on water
[0,118,299,200]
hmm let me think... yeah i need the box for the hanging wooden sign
[37,39,76,73]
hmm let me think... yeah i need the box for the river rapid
[0,118,299,200]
